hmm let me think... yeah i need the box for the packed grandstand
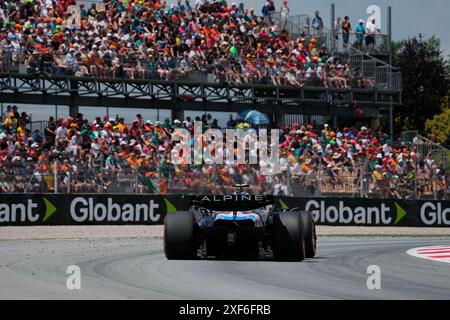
[0,106,448,199]
[0,0,377,88]
[0,0,448,199]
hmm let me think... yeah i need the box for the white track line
[407,246,450,264]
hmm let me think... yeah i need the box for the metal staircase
[334,47,401,90]
[278,13,401,91]
[402,133,450,169]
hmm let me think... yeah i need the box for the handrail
[415,135,450,153]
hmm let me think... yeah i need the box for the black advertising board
[0,194,187,226]
[278,197,450,227]
[0,194,448,227]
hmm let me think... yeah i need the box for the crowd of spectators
[0,0,376,88]
[1,105,449,199]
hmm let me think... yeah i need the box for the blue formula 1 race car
[163,191,317,261]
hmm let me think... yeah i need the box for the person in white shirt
[55,123,68,144]
[279,0,290,31]
[286,71,299,86]
[316,63,330,88]
[68,133,81,157]
[334,17,342,36]
[291,161,302,177]
[382,142,392,155]
[39,0,52,16]
[306,66,316,81]
[365,18,381,48]
[279,156,289,172]
[91,138,101,160]
[424,154,435,174]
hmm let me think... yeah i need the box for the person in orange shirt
[136,154,146,167]
[17,123,26,137]
[127,153,137,170]
[38,152,50,171]
[116,118,126,134]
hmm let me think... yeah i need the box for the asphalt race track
[0,238,449,300]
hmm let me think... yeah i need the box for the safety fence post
[54,159,58,194]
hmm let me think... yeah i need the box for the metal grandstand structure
[0,73,401,121]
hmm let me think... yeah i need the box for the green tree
[424,98,450,144]
[395,36,449,132]
[426,35,442,52]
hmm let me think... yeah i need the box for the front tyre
[272,212,306,261]
[164,211,197,260]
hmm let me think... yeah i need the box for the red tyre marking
[418,247,450,252]
[418,250,450,254]
[407,246,450,264]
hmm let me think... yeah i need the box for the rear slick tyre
[164,211,197,260]
[272,212,306,261]
[301,211,317,258]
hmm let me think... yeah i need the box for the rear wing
[189,195,275,211]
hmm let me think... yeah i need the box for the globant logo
[171,122,280,175]
[305,200,393,225]
[70,197,161,223]
[420,202,450,225]
[0,199,39,223]
[0,197,56,223]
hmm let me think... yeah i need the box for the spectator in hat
[355,19,366,47]
[79,3,87,17]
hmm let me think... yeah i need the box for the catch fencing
[0,161,320,198]
[1,157,448,200]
